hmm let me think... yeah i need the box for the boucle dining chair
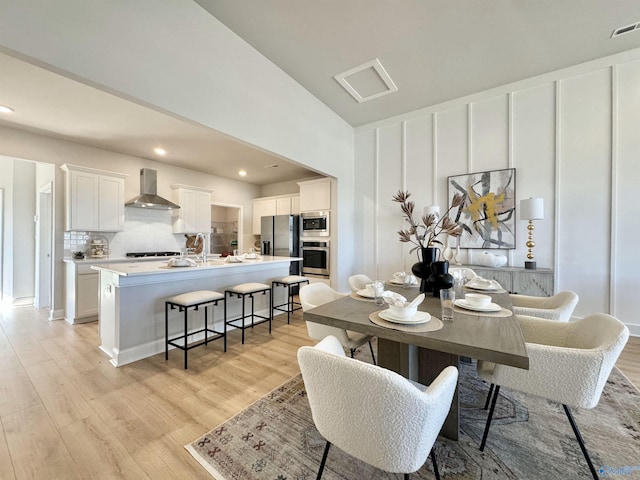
[478,313,629,480]
[509,290,579,321]
[299,283,376,364]
[298,335,458,480]
[348,274,373,293]
[448,267,477,282]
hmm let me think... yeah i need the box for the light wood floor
[0,306,638,479]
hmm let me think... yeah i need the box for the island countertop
[96,255,301,366]
[92,256,301,284]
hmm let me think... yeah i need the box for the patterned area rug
[186,361,640,479]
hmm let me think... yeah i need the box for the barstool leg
[268,289,272,333]
[183,306,188,369]
[165,302,169,361]
[241,294,246,344]
[287,285,292,324]
[204,305,209,346]
[223,301,227,352]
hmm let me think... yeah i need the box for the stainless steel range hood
[125,168,180,210]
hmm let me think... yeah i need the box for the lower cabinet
[65,263,99,324]
[465,265,554,296]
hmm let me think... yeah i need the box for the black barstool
[225,283,272,344]
[165,290,225,369]
[272,275,309,323]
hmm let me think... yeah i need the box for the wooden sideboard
[463,265,554,296]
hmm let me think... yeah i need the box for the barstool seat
[165,290,226,369]
[272,275,309,324]
[225,283,272,344]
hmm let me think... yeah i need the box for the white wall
[355,50,640,335]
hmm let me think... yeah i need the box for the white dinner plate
[388,279,418,286]
[465,284,501,292]
[356,289,377,299]
[454,299,502,312]
[378,310,431,324]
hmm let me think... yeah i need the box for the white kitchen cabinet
[298,178,331,212]
[291,195,300,214]
[61,164,127,232]
[252,198,277,234]
[171,185,213,233]
[276,197,292,215]
[65,262,99,324]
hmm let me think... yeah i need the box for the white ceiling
[2,1,640,183]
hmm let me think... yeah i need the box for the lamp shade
[424,205,440,217]
[520,198,544,220]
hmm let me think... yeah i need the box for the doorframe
[210,201,244,254]
[0,188,4,303]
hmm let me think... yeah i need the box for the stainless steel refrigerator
[261,215,300,275]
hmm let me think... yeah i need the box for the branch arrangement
[392,190,464,254]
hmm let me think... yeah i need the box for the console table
[463,265,554,296]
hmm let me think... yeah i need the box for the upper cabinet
[171,184,213,233]
[251,194,300,234]
[298,178,331,212]
[61,164,127,232]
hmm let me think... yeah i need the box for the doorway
[210,202,243,255]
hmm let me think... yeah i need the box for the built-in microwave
[301,211,330,237]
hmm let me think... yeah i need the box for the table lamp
[520,198,544,269]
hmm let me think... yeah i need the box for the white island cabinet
[93,256,300,367]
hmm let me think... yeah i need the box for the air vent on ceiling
[334,58,398,103]
[611,21,640,38]
[264,163,280,169]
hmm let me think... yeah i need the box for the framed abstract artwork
[448,168,516,249]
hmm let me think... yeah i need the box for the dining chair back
[509,290,578,321]
[298,335,458,479]
[299,283,377,363]
[348,274,373,293]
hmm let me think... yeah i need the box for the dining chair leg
[480,385,500,451]
[483,383,495,410]
[350,348,355,358]
[368,340,377,365]
[316,441,331,480]
[431,447,440,480]
[404,474,410,480]
[563,404,599,480]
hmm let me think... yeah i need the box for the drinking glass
[440,288,455,321]
[374,280,385,306]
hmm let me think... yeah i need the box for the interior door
[35,184,52,308]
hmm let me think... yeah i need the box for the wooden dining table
[303,284,529,440]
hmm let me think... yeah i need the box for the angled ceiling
[2,1,640,185]
[197,0,640,126]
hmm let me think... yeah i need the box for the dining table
[302,283,529,440]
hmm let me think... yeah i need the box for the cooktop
[126,251,181,258]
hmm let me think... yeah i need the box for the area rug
[186,363,640,479]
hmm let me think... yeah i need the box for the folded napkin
[382,291,408,307]
[225,255,244,263]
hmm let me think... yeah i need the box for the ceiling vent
[334,58,398,103]
[611,21,640,38]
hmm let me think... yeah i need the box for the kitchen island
[93,256,301,367]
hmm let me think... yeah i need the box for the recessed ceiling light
[0,104,15,114]
[153,147,167,156]
[238,169,247,177]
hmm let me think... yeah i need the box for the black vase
[428,260,454,297]
[411,247,440,293]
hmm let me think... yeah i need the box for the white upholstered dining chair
[509,290,579,321]
[348,274,373,293]
[448,267,477,282]
[299,283,376,364]
[478,313,629,480]
[298,335,458,479]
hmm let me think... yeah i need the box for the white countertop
[91,256,302,277]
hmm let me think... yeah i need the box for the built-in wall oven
[301,241,330,277]
[301,211,329,237]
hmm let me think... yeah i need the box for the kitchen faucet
[195,233,207,263]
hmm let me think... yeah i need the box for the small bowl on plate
[388,303,418,320]
[465,293,491,307]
